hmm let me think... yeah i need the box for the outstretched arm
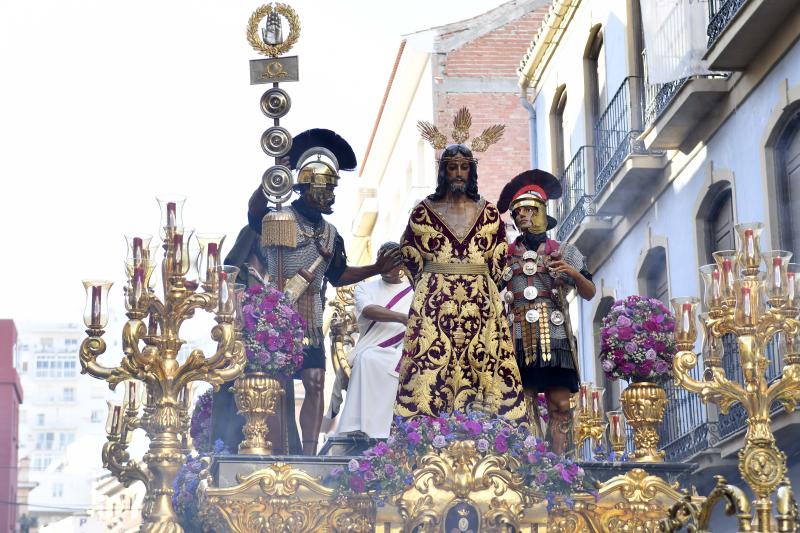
[332,247,403,286]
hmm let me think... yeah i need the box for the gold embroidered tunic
[394,199,525,422]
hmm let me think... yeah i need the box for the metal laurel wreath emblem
[247,3,301,58]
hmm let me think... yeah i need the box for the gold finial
[417,107,505,153]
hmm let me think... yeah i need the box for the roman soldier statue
[497,170,596,455]
[214,128,401,456]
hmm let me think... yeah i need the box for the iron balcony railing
[658,363,709,462]
[707,0,749,47]
[643,77,690,128]
[594,76,650,195]
[555,146,593,242]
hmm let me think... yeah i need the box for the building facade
[518,0,800,503]
[350,0,551,264]
[16,325,116,528]
[0,320,22,533]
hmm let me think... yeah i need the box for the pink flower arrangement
[599,295,677,382]
[240,284,305,377]
[326,411,588,507]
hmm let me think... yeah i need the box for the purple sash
[363,284,413,337]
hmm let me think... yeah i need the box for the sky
[0,0,509,330]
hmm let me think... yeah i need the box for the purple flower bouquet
[326,411,588,507]
[599,295,677,383]
[240,284,306,377]
[189,389,213,454]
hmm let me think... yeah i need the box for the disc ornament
[739,442,787,497]
[247,3,301,58]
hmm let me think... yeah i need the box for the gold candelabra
[573,383,609,452]
[80,196,246,533]
[664,221,800,532]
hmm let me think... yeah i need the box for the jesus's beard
[450,182,466,194]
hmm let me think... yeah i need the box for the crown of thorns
[417,107,505,162]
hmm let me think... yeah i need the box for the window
[62,387,76,402]
[36,414,45,427]
[705,188,735,262]
[58,433,75,450]
[64,338,78,350]
[52,483,63,498]
[91,410,103,423]
[638,247,669,304]
[585,26,607,144]
[40,337,54,352]
[550,86,569,177]
[32,455,53,471]
[775,110,800,253]
[35,355,77,378]
[35,432,54,451]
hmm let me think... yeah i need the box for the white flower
[348,459,359,472]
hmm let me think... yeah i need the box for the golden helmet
[296,147,340,187]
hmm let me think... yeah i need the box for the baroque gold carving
[231,372,285,455]
[620,382,667,462]
[385,440,547,532]
[199,463,374,533]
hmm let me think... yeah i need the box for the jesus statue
[393,109,526,423]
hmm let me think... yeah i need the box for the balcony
[554,146,613,258]
[593,77,665,216]
[705,0,800,71]
[643,75,729,150]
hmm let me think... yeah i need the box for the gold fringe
[261,210,297,248]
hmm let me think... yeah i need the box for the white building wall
[17,325,118,525]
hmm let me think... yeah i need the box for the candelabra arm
[173,292,216,330]
[102,439,151,489]
[673,349,745,415]
[121,319,157,375]
[767,364,800,412]
[697,476,753,532]
[79,334,132,387]
[173,322,245,393]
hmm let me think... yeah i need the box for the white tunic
[336,277,412,438]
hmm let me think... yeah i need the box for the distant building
[0,320,22,533]
[89,473,146,533]
[517,0,800,522]
[16,324,116,528]
[349,0,551,264]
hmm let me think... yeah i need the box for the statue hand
[375,247,403,274]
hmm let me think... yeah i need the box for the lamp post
[80,196,245,533]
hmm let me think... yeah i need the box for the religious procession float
[78,4,800,532]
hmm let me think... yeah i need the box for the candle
[579,384,589,414]
[133,266,144,303]
[107,404,123,436]
[744,228,755,261]
[91,286,101,325]
[124,381,138,410]
[133,237,143,264]
[711,269,721,302]
[591,391,599,415]
[207,242,218,280]
[167,202,176,227]
[742,287,752,320]
[173,233,183,271]
[610,413,621,441]
[682,302,692,333]
[789,272,796,303]
[218,271,229,313]
[772,257,783,294]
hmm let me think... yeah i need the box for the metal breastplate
[263,206,336,333]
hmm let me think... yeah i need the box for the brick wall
[432,7,548,211]
[443,10,547,78]
[0,320,21,533]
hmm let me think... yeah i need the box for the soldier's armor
[504,238,585,372]
[264,205,337,347]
